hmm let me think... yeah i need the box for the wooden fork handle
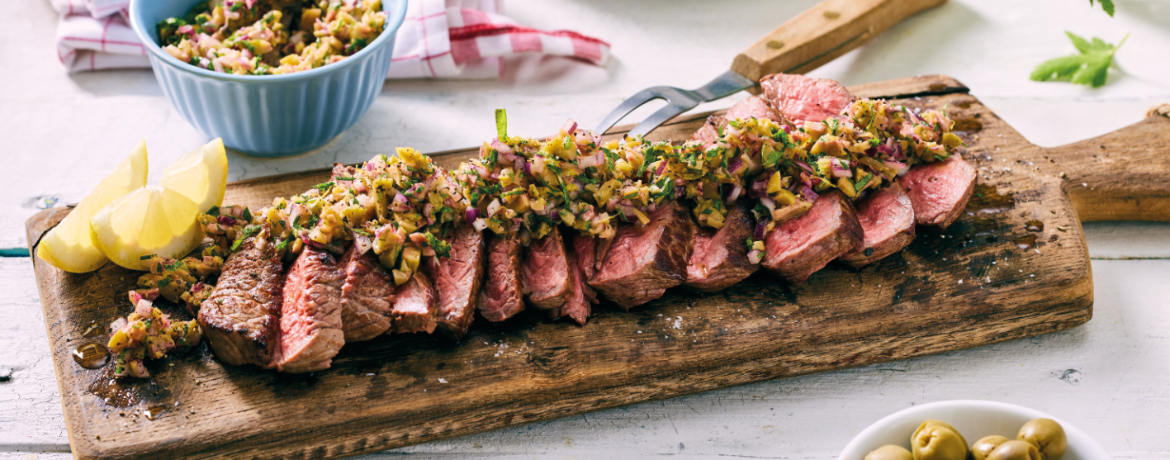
[1044,104,1170,222]
[731,0,947,82]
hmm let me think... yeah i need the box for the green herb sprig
[1030,32,1127,88]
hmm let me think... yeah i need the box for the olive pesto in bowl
[156,0,389,75]
[129,0,407,156]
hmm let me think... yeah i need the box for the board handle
[1047,104,1170,222]
[730,0,947,82]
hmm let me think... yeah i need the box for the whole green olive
[987,440,1042,460]
[911,420,969,460]
[972,435,1012,460]
[865,444,914,460]
[1018,418,1067,460]
[916,420,969,447]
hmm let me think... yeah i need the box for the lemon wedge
[90,186,204,271]
[36,141,149,273]
[89,138,229,271]
[159,138,228,212]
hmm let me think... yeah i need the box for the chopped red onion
[726,183,744,203]
[561,119,578,135]
[884,160,909,176]
[728,155,746,175]
[754,221,767,240]
[492,139,516,161]
[760,196,776,213]
[799,186,819,202]
[390,193,411,212]
[747,249,763,265]
[465,208,479,222]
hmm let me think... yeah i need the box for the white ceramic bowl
[839,400,1110,460]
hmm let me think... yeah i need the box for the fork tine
[593,88,670,135]
[626,101,692,138]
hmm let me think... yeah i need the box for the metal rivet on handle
[766,40,785,49]
[823,11,840,19]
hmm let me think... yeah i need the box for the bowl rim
[838,399,1111,460]
[128,0,408,83]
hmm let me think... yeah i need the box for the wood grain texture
[730,0,947,81]
[30,75,1168,460]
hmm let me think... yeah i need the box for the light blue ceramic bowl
[129,0,407,157]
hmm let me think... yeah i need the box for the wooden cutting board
[27,75,1170,460]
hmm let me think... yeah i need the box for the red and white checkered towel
[51,0,610,78]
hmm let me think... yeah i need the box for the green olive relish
[218,98,959,275]
[157,0,388,75]
[261,148,470,285]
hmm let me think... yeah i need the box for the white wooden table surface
[2,0,1169,458]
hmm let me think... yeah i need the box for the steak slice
[762,190,863,284]
[685,201,759,292]
[690,96,787,148]
[902,155,977,229]
[521,226,573,310]
[390,271,438,334]
[198,232,284,367]
[571,232,598,280]
[726,94,787,124]
[478,233,525,322]
[425,225,485,339]
[840,183,917,268]
[589,201,694,309]
[691,115,725,148]
[760,73,856,123]
[276,248,346,373]
[339,246,395,342]
[557,241,595,325]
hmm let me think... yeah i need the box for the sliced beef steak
[762,190,863,284]
[726,95,786,124]
[571,232,598,280]
[198,232,284,367]
[478,233,525,322]
[902,156,977,229]
[521,226,573,310]
[590,201,694,309]
[840,183,916,268]
[557,242,595,325]
[339,246,395,342]
[691,115,725,148]
[276,248,346,373]
[760,73,856,123]
[690,96,786,148]
[686,201,759,292]
[425,225,485,339]
[390,271,438,334]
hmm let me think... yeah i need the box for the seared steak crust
[902,156,977,229]
[426,225,485,339]
[522,226,573,310]
[686,201,759,292]
[339,246,395,342]
[390,271,438,334]
[199,233,284,367]
[841,182,916,268]
[762,190,863,284]
[590,202,694,309]
[478,233,525,322]
[276,248,346,373]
